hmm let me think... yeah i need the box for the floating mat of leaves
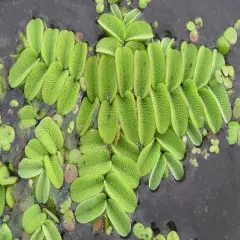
[25,138,48,161]
[96,37,122,56]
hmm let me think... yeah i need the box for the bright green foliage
[161,37,174,56]
[35,117,64,155]
[56,30,75,69]
[106,199,131,237]
[164,152,184,181]
[76,97,100,136]
[217,36,230,55]
[36,170,50,204]
[233,98,240,120]
[42,62,69,105]
[186,21,196,31]
[70,175,104,203]
[193,46,213,88]
[8,48,39,88]
[208,81,232,123]
[43,208,60,223]
[85,56,99,102]
[24,62,48,101]
[110,4,122,20]
[69,41,88,79]
[0,124,15,151]
[149,154,166,190]
[42,220,62,240]
[22,204,47,234]
[211,49,225,78]
[41,28,59,66]
[150,83,171,134]
[148,42,166,88]
[181,41,198,81]
[78,149,111,177]
[112,155,141,189]
[6,186,15,208]
[133,223,153,239]
[181,79,204,128]
[30,227,44,240]
[98,14,126,42]
[96,37,122,56]
[99,55,117,102]
[57,76,80,116]
[125,41,145,52]
[44,155,63,189]
[224,27,238,45]
[80,129,106,154]
[104,173,137,213]
[198,88,222,134]
[187,120,202,146]
[117,91,138,143]
[157,129,186,160]
[0,185,5,217]
[123,9,142,26]
[18,158,43,178]
[126,21,153,41]
[26,18,44,54]
[0,223,12,240]
[227,121,240,145]
[115,47,134,97]
[170,88,188,137]
[111,132,140,162]
[25,138,48,161]
[137,96,155,146]
[165,48,183,92]
[98,100,118,144]
[167,231,180,240]
[137,140,161,176]
[134,50,151,98]
[18,105,37,129]
[75,193,107,223]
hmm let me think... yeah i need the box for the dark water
[0,0,240,239]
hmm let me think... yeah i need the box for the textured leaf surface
[115,47,134,97]
[166,48,183,92]
[150,83,170,134]
[137,140,161,176]
[167,231,180,240]
[42,220,61,240]
[170,88,188,137]
[25,139,48,161]
[181,79,204,128]
[193,46,213,89]
[18,158,43,178]
[36,170,50,204]
[123,9,142,25]
[137,96,155,146]
[57,76,80,116]
[126,21,153,41]
[22,204,47,234]
[9,48,39,88]
[111,133,140,162]
[26,18,44,54]
[117,91,138,143]
[85,56,99,103]
[30,227,44,240]
[35,117,64,155]
[18,105,36,129]
[157,129,186,160]
[70,175,104,203]
[105,173,137,213]
[110,4,122,20]
[99,55,117,103]
[76,97,99,136]
[24,62,48,101]
[98,100,118,144]
[42,62,68,105]
[211,49,225,78]
[148,42,165,88]
[41,28,59,66]
[96,37,121,56]
[125,41,145,52]
[56,30,75,69]
[134,50,151,98]
[187,120,202,146]
[75,193,107,223]
[69,42,88,80]
[44,155,63,189]
[0,185,5,217]
[106,199,131,237]
[98,14,125,42]
[0,223,12,240]
[78,149,111,177]
[149,154,167,190]
[112,155,140,189]
[198,88,222,134]
[164,152,184,181]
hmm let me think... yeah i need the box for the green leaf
[0,125,15,150]
[25,138,48,161]
[211,49,225,78]
[18,105,36,129]
[186,21,196,31]
[18,158,43,179]
[167,231,180,240]
[123,9,142,26]
[75,193,107,223]
[106,199,131,237]
[22,204,47,234]
[0,223,12,240]
[226,121,240,145]
[187,120,202,146]
[36,170,50,204]
[126,21,153,41]
[125,41,145,52]
[104,173,137,213]
[98,14,126,42]
[42,208,60,223]
[161,37,174,56]
[96,37,122,56]
[42,220,61,240]
[223,27,237,45]
[6,186,15,209]
[217,36,230,55]
[0,185,5,217]
[70,175,104,203]
[110,4,122,20]
[30,228,44,240]
[233,98,240,120]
